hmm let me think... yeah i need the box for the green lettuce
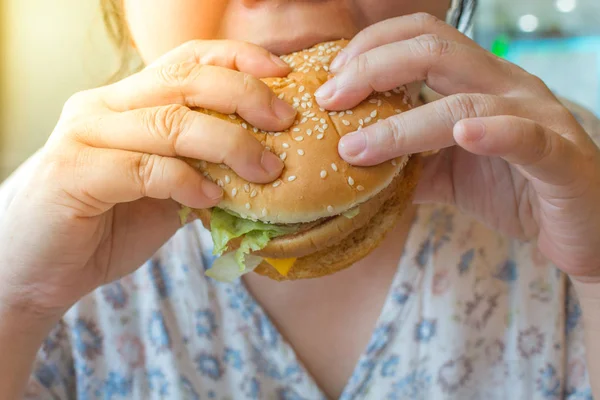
[209,208,298,270]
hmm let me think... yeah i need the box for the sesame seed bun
[188,40,414,224]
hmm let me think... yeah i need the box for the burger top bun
[188,40,414,224]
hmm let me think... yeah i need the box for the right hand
[0,40,296,317]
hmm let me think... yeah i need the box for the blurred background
[0,0,599,180]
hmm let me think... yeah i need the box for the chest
[243,260,398,399]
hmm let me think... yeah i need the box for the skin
[1,1,600,399]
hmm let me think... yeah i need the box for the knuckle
[529,122,553,163]
[412,34,452,59]
[144,105,192,153]
[157,62,203,86]
[133,153,160,197]
[412,12,444,29]
[62,90,94,117]
[355,54,371,78]
[443,93,494,122]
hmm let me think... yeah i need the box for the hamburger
[182,40,421,282]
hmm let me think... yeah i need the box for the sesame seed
[219,164,228,169]
[348,177,355,186]
[297,149,305,156]
[278,93,285,100]
[395,109,402,114]
[359,119,364,126]
[327,205,334,213]
[324,66,329,72]
[369,99,378,104]
[232,188,238,197]
[293,128,301,132]
[280,152,287,161]
[312,117,319,121]
[319,107,325,112]
[378,100,383,107]
[370,111,378,118]
[274,132,282,137]
[339,112,345,117]
[331,163,338,172]
[392,160,398,166]
[323,124,329,130]
[320,118,326,124]
[273,180,282,188]
[253,127,259,133]
[282,143,290,149]
[317,133,324,140]
[342,120,350,126]
[244,184,250,192]
[228,114,236,120]
[299,85,305,93]
[217,179,224,187]
[262,208,267,217]
[250,190,257,198]
[384,91,392,97]
[303,110,311,116]
[315,66,321,71]
[357,185,365,191]
[301,102,307,109]
[320,170,327,179]
[346,110,354,115]
[245,203,251,210]
[307,101,313,108]
[242,123,248,129]
[293,97,300,103]
[306,129,313,136]
[329,111,338,116]
[393,87,401,94]
[200,160,207,168]
[289,83,297,88]
[288,176,297,182]
[265,146,271,151]
[295,136,304,142]
[365,117,372,124]
[301,117,308,124]
[225,175,231,184]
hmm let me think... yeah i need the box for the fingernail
[458,120,486,142]
[271,54,289,68]
[272,98,296,122]
[330,51,348,72]
[202,181,223,201]
[339,131,367,157]
[261,149,284,175]
[315,78,337,101]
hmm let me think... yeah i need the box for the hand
[316,13,600,280]
[0,40,296,316]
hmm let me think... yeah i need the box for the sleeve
[24,319,76,400]
[564,281,593,399]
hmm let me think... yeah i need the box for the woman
[1,0,599,398]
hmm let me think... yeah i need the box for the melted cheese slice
[265,258,297,277]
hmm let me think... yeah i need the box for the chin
[182,40,422,282]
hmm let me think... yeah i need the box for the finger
[318,35,519,111]
[75,105,284,184]
[330,13,479,72]
[97,62,296,131]
[148,39,291,78]
[455,116,582,185]
[65,146,223,211]
[338,93,514,165]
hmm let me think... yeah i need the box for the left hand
[315,13,600,281]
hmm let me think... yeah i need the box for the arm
[0,303,60,399]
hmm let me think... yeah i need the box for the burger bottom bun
[254,155,422,281]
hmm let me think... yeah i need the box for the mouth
[258,33,348,56]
